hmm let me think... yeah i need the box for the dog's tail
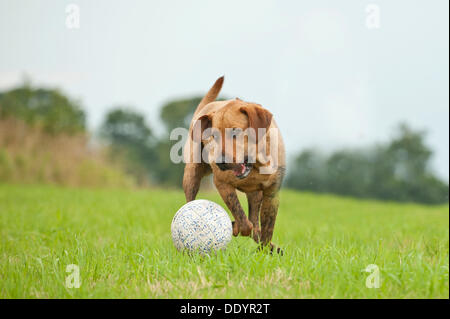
[195,76,224,113]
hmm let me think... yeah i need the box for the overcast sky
[0,0,448,180]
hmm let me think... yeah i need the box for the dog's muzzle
[216,156,253,179]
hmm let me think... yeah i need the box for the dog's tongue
[233,164,246,176]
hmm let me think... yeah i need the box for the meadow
[0,184,448,298]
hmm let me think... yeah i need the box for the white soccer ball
[171,199,232,254]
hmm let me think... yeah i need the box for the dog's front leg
[246,191,263,242]
[183,163,210,202]
[260,189,283,254]
[214,181,253,236]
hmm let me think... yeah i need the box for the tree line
[0,83,448,204]
[285,124,448,204]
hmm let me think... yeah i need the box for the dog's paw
[270,244,284,256]
[232,221,239,236]
[257,243,284,256]
[240,219,253,236]
[232,219,253,237]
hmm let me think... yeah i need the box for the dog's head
[195,99,273,179]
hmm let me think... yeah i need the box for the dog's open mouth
[232,162,252,179]
[216,156,253,179]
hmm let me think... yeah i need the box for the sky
[0,0,448,180]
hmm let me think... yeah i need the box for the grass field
[0,184,448,298]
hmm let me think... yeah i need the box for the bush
[0,118,135,188]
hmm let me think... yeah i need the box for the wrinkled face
[198,100,273,179]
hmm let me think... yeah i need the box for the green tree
[153,97,204,186]
[159,97,202,133]
[101,109,153,148]
[100,98,205,187]
[0,83,85,134]
[285,149,327,192]
[100,108,156,185]
[325,150,373,198]
[374,123,448,204]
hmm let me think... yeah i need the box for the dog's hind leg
[183,163,210,202]
[246,191,263,243]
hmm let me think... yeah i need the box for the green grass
[0,184,448,298]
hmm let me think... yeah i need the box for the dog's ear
[240,105,273,141]
[191,114,212,141]
[186,114,213,164]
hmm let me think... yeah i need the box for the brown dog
[182,76,286,253]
